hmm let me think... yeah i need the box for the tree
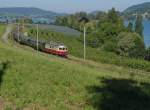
[75,12,87,19]
[116,32,145,58]
[135,15,144,37]
[85,32,104,48]
[107,8,120,23]
[103,41,117,52]
[127,22,133,32]
[146,47,150,54]
[96,12,106,19]
[30,29,34,34]
[144,47,150,61]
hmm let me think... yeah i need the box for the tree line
[55,8,150,60]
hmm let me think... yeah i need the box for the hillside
[0,7,60,16]
[123,2,150,19]
[1,24,150,110]
[124,2,150,14]
[0,24,150,110]
[0,7,64,23]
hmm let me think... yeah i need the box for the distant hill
[0,7,65,23]
[123,2,150,20]
[0,7,60,16]
[124,2,150,14]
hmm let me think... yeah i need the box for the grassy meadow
[0,24,150,110]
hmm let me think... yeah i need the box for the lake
[143,20,150,47]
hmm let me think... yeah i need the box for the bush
[103,41,117,52]
[144,47,150,61]
[116,32,145,58]
[86,34,103,48]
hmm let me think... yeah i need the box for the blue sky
[0,0,150,13]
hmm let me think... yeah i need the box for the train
[13,32,68,57]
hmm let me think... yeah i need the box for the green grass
[0,24,6,36]
[27,26,150,72]
[0,24,6,47]
[0,24,149,110]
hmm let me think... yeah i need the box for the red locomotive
[43,41,68,57]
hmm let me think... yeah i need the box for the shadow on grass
[0,61,10,87]
[86,77,150,110]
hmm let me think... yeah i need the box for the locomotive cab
[44,43,68,57]
[58,45,68,51]
[57,45,68,57]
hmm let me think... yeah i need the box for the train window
[59,47,67,50]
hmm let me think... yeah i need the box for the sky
[0,0,150,13]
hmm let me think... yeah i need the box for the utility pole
[17,23,20,42]
[79,17,89,61]
[22,18,25,30]
[36,24,39,53]
[84,26,86,61]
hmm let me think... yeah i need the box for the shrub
[144,47,150,61]
[103,41,117,52]
[116,32,145,58]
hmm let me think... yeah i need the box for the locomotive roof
[46,41,66,47]
[58,45,67,48]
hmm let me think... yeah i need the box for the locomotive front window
[59,48,62,50]
[59,47,67,50]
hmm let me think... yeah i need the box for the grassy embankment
[27,25,150,72]
[0,24,150,110]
